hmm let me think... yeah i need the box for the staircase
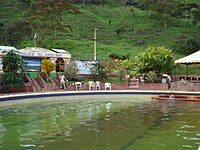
[25,73,44,92]
[51,73,61,90]
[25,72,60,91]
[52,77,60,90]
[30,78,43,92]
[39,72,60,90]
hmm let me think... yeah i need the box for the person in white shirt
[167,75,172,89]
[59,74,68,90]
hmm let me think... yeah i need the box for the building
[75,60,99,75]
[0,47,71,72]
[0,46,17,52]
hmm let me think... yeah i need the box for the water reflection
[105,102,112,112]
[0,97,200,150]
[0,116,6,149]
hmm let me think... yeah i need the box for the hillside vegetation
[1,0,200,60]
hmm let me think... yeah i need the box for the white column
[94,28,97,60]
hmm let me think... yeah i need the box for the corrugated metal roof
[51,48,69,54]
[0,46,17,51]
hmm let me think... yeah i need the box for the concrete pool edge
[1,90,200,102]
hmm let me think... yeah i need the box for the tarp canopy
[174,50,200,64]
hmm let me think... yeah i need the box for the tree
[174,36,200,55]
[116,61,127,81]
[145,71,160,83]
[82,0,86,7]
[73,0,107,5]
[18,0,31,9]
[86,61,108,80]
[150,0,175,28]
[0,22,5,44]
[136,47,174,76]
[29,0,79,47]
[0,50,25,93]
[89,62,99,81]
[116,60,137,80]
[173,1,200,19]
[126,0,137,6]
[136,0,180,28]
[94,62,107,79]
[101,60,117,76]
[5,19,32,47]
[64,61,78,80]
[41,59,56,82]
[109,53,130,60]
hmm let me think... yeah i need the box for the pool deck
[1,90,200,102]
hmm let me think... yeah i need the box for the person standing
[59,74,67,90]
[167,74,172,89]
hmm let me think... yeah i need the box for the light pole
[94,28,97,60]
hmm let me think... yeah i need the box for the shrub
[64,61,78,80]
[136,47,174,75]
[145,71,161,83]
[0,50,25,93]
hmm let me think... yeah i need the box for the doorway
[56,58,64,72]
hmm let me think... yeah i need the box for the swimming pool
[0,94,200,150]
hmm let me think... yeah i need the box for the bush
[0,50,25,93]
[136,47,174,75]
[73,0,107,5]
[125,0,137,6]
[109,53,129,60]
[64,61,78,80]
[145,71,161,83]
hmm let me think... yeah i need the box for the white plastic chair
[88,81,95,90]
[105,82,111,90]
[75,82,82,90]
[95,81,101,90]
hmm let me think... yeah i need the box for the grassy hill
[1,0,200,61]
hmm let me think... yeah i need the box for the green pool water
[0,95,200,150]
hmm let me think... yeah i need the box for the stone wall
[22,81,200,92]
[67,83,168,91]
[138,83,168,90]
[171,82,200,91]
[22,83,33,92]
[45,83,56,91]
